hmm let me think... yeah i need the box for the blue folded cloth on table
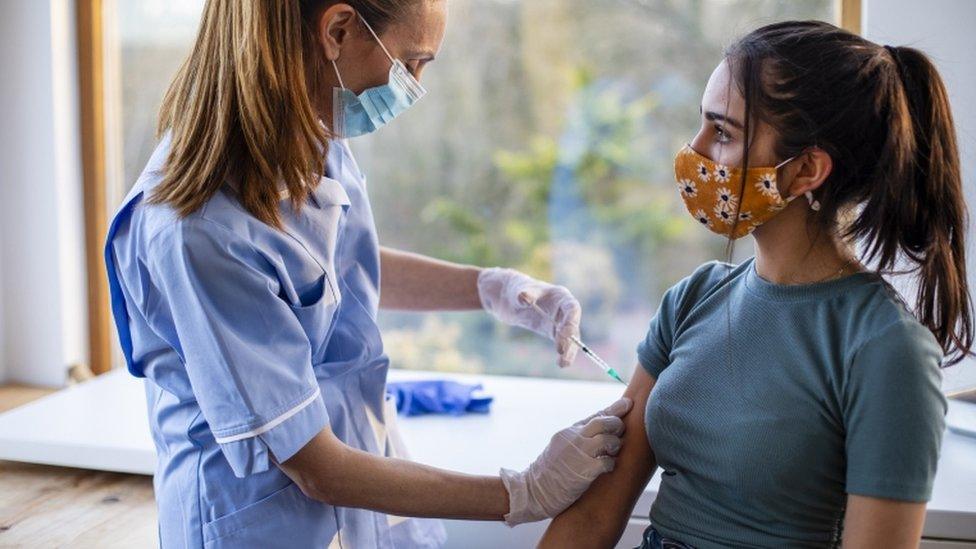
[386,380,493,417]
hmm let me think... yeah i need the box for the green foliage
[355,0,833,379]
[419,72,691,281]
[383,317,485,374]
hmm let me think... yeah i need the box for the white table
[0,369,974,547]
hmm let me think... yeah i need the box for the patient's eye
[714,124,732,144]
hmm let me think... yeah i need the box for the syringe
[529,302,627,384]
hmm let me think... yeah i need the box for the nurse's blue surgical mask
[330,15,427,139]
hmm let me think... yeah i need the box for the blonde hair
[152,0,409,228]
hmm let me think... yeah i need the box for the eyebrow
[703,109,744,130]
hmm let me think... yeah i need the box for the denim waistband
[640,526,696,549]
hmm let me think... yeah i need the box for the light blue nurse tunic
[105,135,447,548]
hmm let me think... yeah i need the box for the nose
[689,131,709,158]
[409,62,429,83]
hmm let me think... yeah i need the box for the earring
[805,191,821,211]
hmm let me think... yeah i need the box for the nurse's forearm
[379,247,483,310]
[280,428,509,520]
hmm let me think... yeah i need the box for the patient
[541,21,971,548]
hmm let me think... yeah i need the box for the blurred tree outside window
[108,0,834,381]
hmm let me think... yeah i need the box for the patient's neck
[751,204,858,285]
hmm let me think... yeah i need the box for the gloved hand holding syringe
[475,267,628,383]
[528,301,627,384]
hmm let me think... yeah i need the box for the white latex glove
[500,397,633,526]
[477,267,582,367]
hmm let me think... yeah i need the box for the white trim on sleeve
[213,387,322,444]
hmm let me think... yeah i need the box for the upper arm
[636,261,728,378]
[844,321,946,502]
[636,284,683,379]
[840,321,943,548]
[540,366,658,548]
[148,220,331,478]
[842,495,927,548]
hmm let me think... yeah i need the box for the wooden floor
[0,385,157,548]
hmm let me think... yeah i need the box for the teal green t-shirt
[638,259,946,548]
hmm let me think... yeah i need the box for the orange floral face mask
[673,144,817,239]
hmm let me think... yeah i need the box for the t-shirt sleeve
[637,261,728,378]
[844,319,947,502]
[148,218,331,478]
[637,284,683,379]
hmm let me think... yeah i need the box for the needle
[528,302,627,384]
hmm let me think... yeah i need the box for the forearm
[325,447,508,520]
[283,430,508,520]
[379,247,482,311]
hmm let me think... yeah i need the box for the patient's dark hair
[726,20,972,364]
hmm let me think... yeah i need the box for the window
[96,0,838,380]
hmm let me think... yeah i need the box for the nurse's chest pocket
[288,273,341,358]
[280,177,351,358]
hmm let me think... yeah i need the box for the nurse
[105,1,631,547]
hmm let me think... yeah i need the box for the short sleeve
[637,283,683,379]
[844,320,947,502]
[148,219,329,478]
[637,261,730,378]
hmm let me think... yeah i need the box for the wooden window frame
[77,0,112,375]
[838,0,862,34]
[75,0,863,375]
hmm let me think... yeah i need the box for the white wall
[864,0,976,392]
[0,0,87,387]
[0,246,5,383]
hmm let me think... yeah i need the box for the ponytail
[851,46,973,364]
[727,22,973,364]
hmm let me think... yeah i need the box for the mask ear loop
[775,155,821,211]
[330,58,347,137]
[331,58,347,90]
[357,14,397,64]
